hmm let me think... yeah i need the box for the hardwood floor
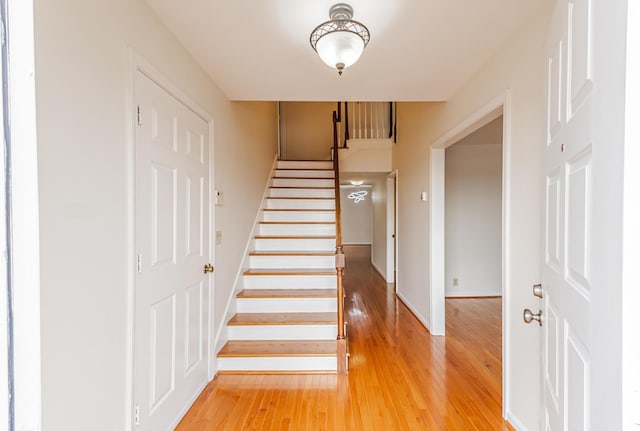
[177,245,512,430]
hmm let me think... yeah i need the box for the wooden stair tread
[244,268,337,276]
[218,340,337,357]
[249,250,334,256]
[272,176,335,180]
[278,159,332,162]
[258,221,335,225]
[262,209,335,212]
[266,196,334,200]
[270,186,334,189]
[237,289,337,298]
[255,235,336,239]
[228,312,337,326]
[275,168,334,171]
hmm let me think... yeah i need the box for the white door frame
[429,92,510,414]
[126,50,215,431]
[5,0,43,429]
[385,171,398,285]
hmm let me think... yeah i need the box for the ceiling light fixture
[348,190,368,203]
[350,180,364,186]
[310,3,370,76]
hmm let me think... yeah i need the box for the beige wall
[445,117,503,297]
[34,0,277,429]
[280,102,335,160]
[392,2,553,428]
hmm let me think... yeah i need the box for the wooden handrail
[332,102,347,374]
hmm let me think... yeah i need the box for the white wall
[371,177,388,278]
[340,186,372,244]
[33,1,277,429]
[392,2,553,428]
[445,119,502,297]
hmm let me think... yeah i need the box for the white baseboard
[371,260,387,282]
[396,290,431,332]
[505,410,529,431]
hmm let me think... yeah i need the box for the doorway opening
[443,115,504,415]
[429,93,509,416]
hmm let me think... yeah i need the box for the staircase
[217,160,341,373]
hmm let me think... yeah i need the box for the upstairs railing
[345,102,394,140]
[332,102,347,374]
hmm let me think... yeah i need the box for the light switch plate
[215,190,224,206]
[215,230,222,245]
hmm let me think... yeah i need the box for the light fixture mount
[310,3,370,76]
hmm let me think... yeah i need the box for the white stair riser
[276,161,334,170]
[266,198,335,210]
[249,255,335,269]
[258,224,336,236]
[254,237,336,251]
[218,356,337,372]
[237,297,337,313]
[243,275,337,289]
[262,211,335,223]
[274,169,334,178]
[269,188,334,198]
[272,178,335,188]
[228,324,337,340]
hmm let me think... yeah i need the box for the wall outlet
[452,277,459,287]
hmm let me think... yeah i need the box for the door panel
[134,71,211,431]
[544,302,560,410]
[184,282,203,374]
[151,163,177,266]
[565,150,592,293]
[150,294,176,411]
[185,174,204,257]
[565,327,589,430]
[567,0,593,118]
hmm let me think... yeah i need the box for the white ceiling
[144,0,545,102]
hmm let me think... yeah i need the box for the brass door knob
[203,264,214,274]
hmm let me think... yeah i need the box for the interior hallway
[177,245,510,430]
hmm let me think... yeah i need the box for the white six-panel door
[543,0,596,429]
[134,71,210,431]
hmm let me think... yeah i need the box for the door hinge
[137,253,142,273]
[134,405,140,426]
[137,106,142,126]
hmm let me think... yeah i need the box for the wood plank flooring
[177,245,512,430]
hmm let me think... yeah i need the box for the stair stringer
[212,155,279,372]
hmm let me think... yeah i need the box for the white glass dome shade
[315,30,365,71]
